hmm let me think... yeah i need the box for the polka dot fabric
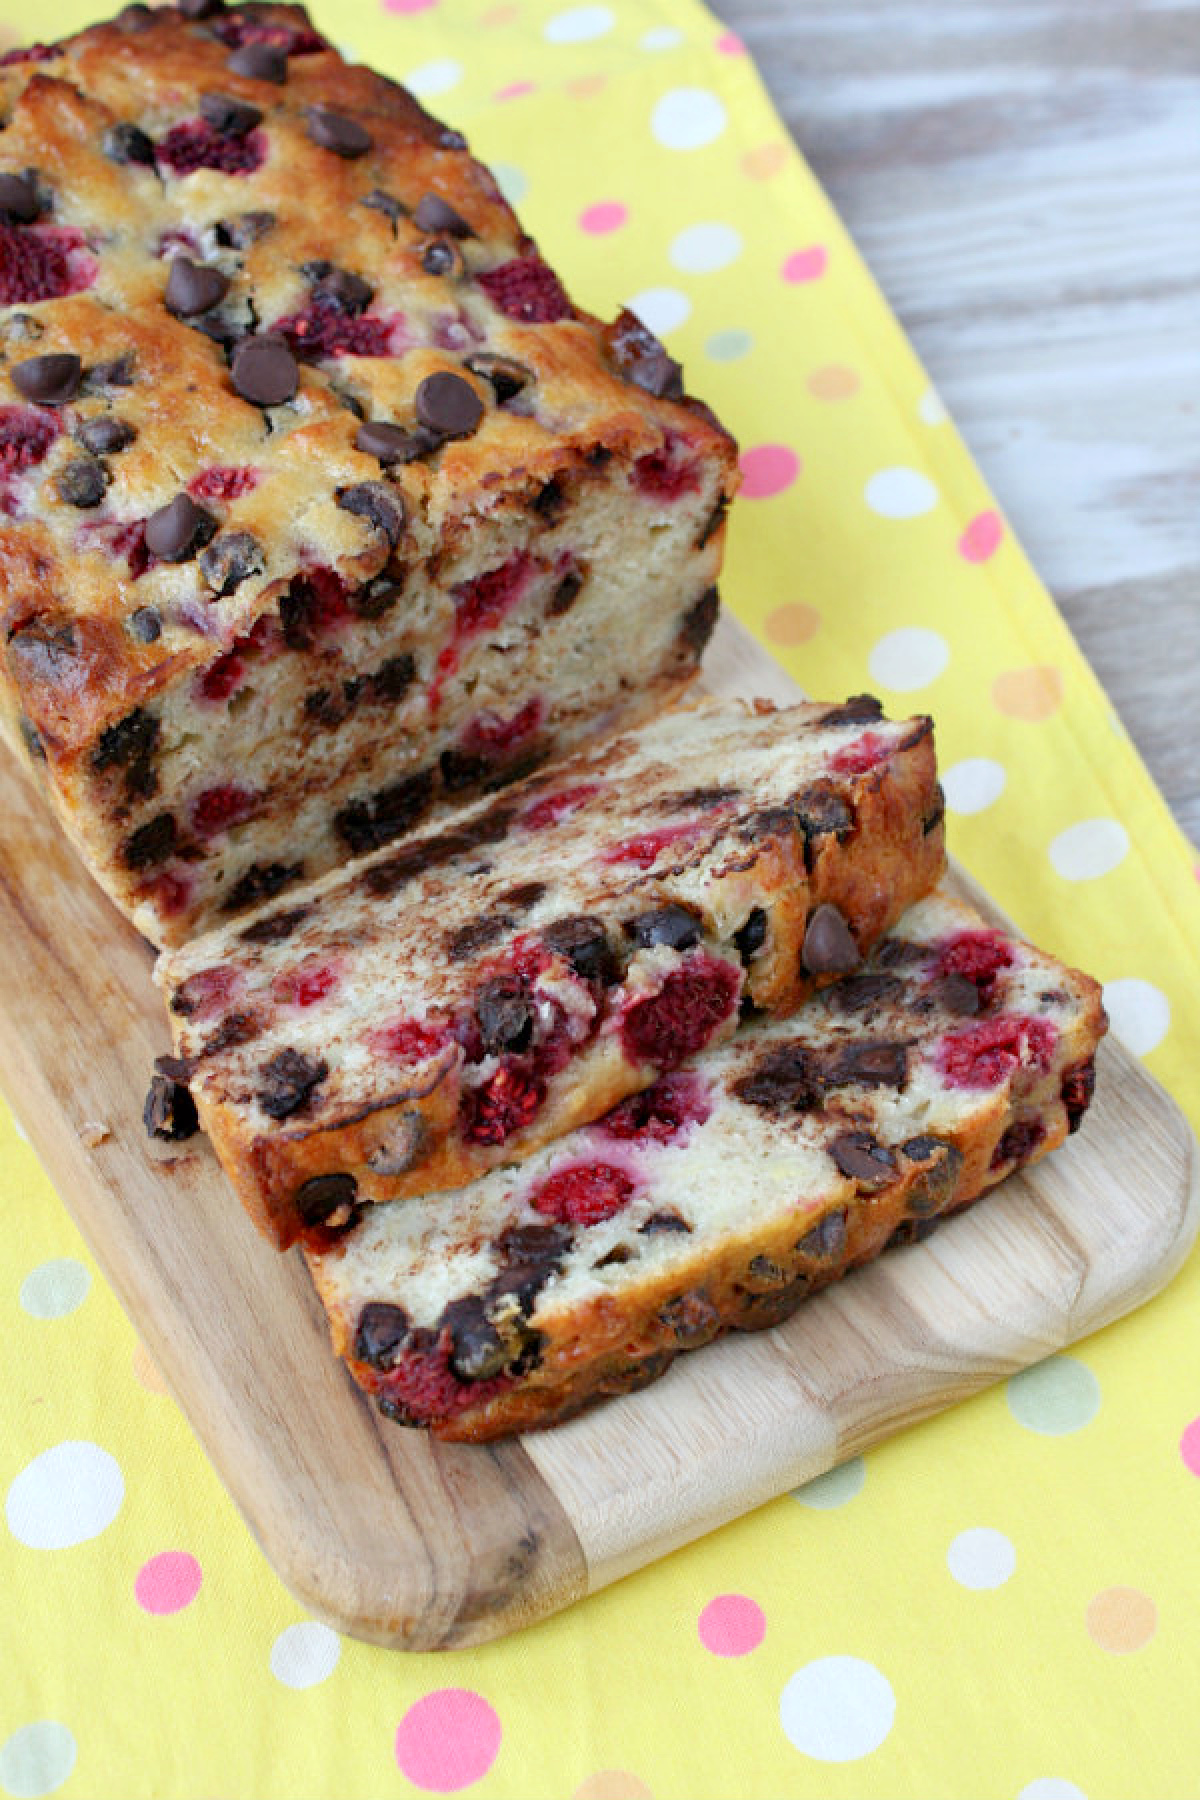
[2,2,1199,1796]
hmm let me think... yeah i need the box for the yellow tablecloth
[3,4,1198,1797]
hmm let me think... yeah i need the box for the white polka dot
[544,5,614,42]
[669,222,743,274]
[867,626,949,691]
[403,59,463,98]
[918,386,947,425]
[1017,1783,1089,1800]
[780,1657,895,1762]
[625,287,692,337]
[19,1258,91,1320]
[488,161,528,206]
[1048,818,1130,882]
[942,757,1007,815]
[864,467,939,518]
[640,26,683,50]
[1101,979,1170,1056]
[6,1441,124,1549]
[947,1527,1016,1590]
[270,1621,342,1689]
[651,88,727,151]
[0,1722,77,1798]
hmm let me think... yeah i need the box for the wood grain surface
[0,614,1195,1649]
[719,0,1200,842]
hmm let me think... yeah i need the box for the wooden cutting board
[1,615,1195,1650]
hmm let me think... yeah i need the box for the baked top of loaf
[155,693,946,1243]
[306,886,1108,1440]
[0,1,731,758]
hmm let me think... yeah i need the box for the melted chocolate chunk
[307,108,372,157]
[143,1072,198,1141]
[931,973,981,1016]
[828,1131,896,1186]
[658,1291,720,1347]
[231,336,298,407]
[227,43,287,82]
[734,1042,824,1114]
[414,370,485,439]
[541,914,617,984]
[295,1172,360,1230]
[796,1208,847,1260]
[238,904,311,946]
[823,1040,910,1089]
[734,907,767,964]
[0,173,40,222]
[442,1297,509,1381]
[200,531,263,597]
[336,482,405,546]
[333,770,433,855]
[445,913,515,962]
[165,256,230,317]
[354,1301,410,1370]
[801,903,861,977]
[413,192,473,237]
[901,1136,963,1214]
[679,585,719,656]
[75,415,135,455]
[11,353,81,406]
[256,1049,327,1120]
[475,977,533,1053]
[824,972,903,1015]
[823,695,884,728]
[122,812,176,869]
[104,122,156,165]
[359,802,516,898]
[221,861,303,913]
[352,573,406,618]
[199,91,262,136]
[56,458,108,509]
[144,494,217,563]
[91,707,158,774]
[624,904,703,953]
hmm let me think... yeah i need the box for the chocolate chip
[115,3,154,28]
[362,187,406,225]
[734,1042,823,1114]
[541,914,617,984]
[696,495,729,550]
[901,1137,963,1214]
[464,353,534,404]
[238,904,310,946]
[144,493,217,563]
[744,1254,786,1290]
[0,173,40,223]
[11,352,82,406]
[256,1048,327,1120]
[366,1112,428,1176]
[354,1301,410,1370]
[123,812,176,869]
[874,937,926,970]
[222,861,302,913]
[199,531,263,597]
[199,91,262,136]
[85,352,136,390]
[609,308,684,399]
[439,127,468,150]
[932,973,981,1016]
[797,1208,847,1260]
[658,1291,720,1347]
[332,771,432,855]
[231,336,298,406]
[828,1131,896,1187]
[336,482,405,546]
[824,972,903,1015]
[824,1040,910,1088]
[475,977,533,1054]
[74,415,135,455]
[313,266,373,313]
[420,239,461,278]
[307,108,372,157]
[354,420,432,464]
[801,903,861,977]
[103,121,156,165]
[143,1073,199,1141]
[548,569,583,616]
[680,585,718,656]
[443,1297,512,1381]
[823,694,883,728]
[295,1172,360,1229]
[445,912,514,962]
[165,256,230,318]
[351,573,405,618]
[129,607,162,643]
[624,904,703,953]
[640,1211,692,1235]
[227,43,287,82]
[415,370,485,440]
[55,458,108,509]
[413,192,473,237]
[178,0,226,17]
[214,210,276,249]
[497,879,546,913]
[734,907,767,964]
[1061,1059,1096,1133]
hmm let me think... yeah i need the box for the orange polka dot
[573,1775,654,1800]
[765,602,821,646]
[565,73,608,100]
[807,364,860,401]
[132,1340,169,1394]
[1086,1586,1158,1653]
[991,665,1063,721]
[741,143,788,182]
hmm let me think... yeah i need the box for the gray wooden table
[721,0,1200,844]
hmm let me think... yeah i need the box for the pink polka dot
[958,509,1005,563]
[579,201,628,236]
[383,0,439,12]
[782,246,828,284]
[493,80,535,102]
[715,31,745,54]
[1180,1416,1200,1476]
[134,1551,202,1615]
[738,444,800,500]
[698,1593,766,1657]
[395,1690,502,1792]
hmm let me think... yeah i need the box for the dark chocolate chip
[221,860,303,913]
[902,1137,964,1214]
[475,977,533,1054]
[640,1211,692,1235]
[792,781,855,845]
[294,1172,359,1229]
[679,585,718,656]
[307,108,372,157]
[351,573,405,618]
[548,569,583,616]
[336,482,405,546]
[74,415,135,455]
[227,42,287,82]
[610,308,684,399]
[824,1040,910,1089]
[199,531,263,597]
[199,91,262,136]
[123,812,176,870]
[464,353,533,404]
[420,238,461,278]
[874,937,926,970]
[313,266,373,313]
[144,493,216,563]
[354,419,431,464]
[0,173,40,223]
[367,653,416,705]
[238,904,310,946]
[828,1131,896,1186]
[332,770,433,855]
[362,187,406,225]
[624,903,703,953]
[214,210,276,249]
[256,1048,327,1120]
[438,127,468,150]
[497,879,546,913]
[55,458,108,509]
[11,352,82,406]
[658,1290,720,1348]
[129,607,162,643]
[991,1118,1045,1170]
[823,694,884,728]
[932,973,981,1016]
[104,122,156,165]
[1061,1059,1096,1133]
[533,478,566,521]
[801,903,861,977]
[414,370,485,439]
[143,1073,198,1141]
[413,191,473,237]
[178,0,226,17]
[696,495,729,550]
[115,3,155,28]
[231,336,298,407]
[744,1254,786,1291]
[797,1208,847,1260]
[824,972,903,1015]
[354,1301,410,1370]
[165,256,230,317]
[734,1042,824,1114]
[541,914,617,984]
[443,1297,513,1382]
[84,352,136,390]
[734,907,767,964]
[445,912,514,962]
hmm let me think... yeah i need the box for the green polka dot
[705,328,753,361]
[791,1456,866,1509]
[0,1722,76,1799]
[1007,1355,1101,1435]
[19,1258,90,1320]
[489,161,529,205]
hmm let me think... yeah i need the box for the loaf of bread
[304,887,1107,1440]
[0,2,734,947]
[155,695,946,1246]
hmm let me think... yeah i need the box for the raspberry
[530,1162,636,1226]
[0,44,56,66]
[139,869,192,918]
[109,521,153,580]
[280,568,352,647]
[602,820,703,869]
[196,646,246,704]
[172,962,242,1019]
[935,931,1014,1000]
[274,297,395,361]
[0,406,59,475]
[272,958,343,1009]
[521,783,604,831]
[156,121,267,178]
[632,434,703,502]
[0,224,96,305]
[937,1015,1058,1090]
[375,1330,512,1423]
[210,18,327,53]
[453,550,536,639]
[463,1063,544,1145]
[599,1071,712,1145]
[367,1018,452,1064]
[190,783,260,839]
[619,955,741,1070]
[829,731,891,776]
[477,257,572,323]
[461,697,544,757]
[188,466,259,502]
[1061,1059,1096,1131]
